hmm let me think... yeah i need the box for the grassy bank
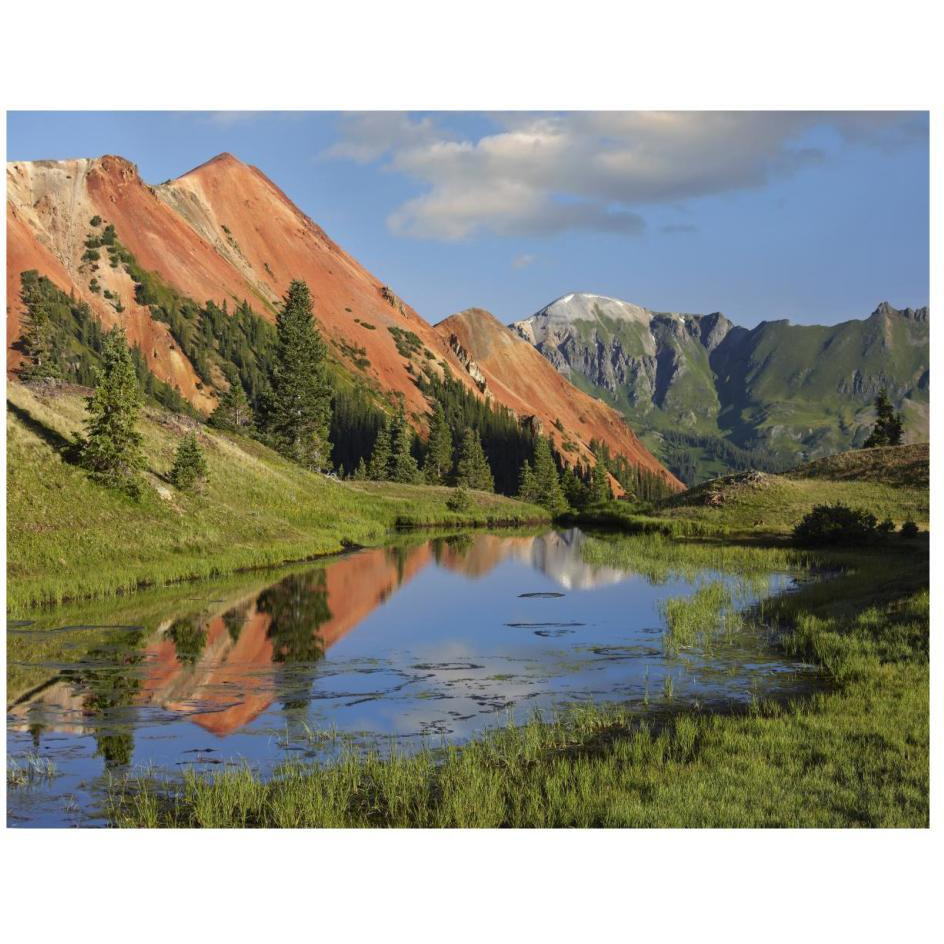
[106,535,928,827]
[565,444,929,539]
[7,382,548,609]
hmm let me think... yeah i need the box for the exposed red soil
[7,152,678,485]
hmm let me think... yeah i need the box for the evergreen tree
[17,273,62,381]
[79,327,146,498]
[263,280,332,469]
[561,465,589,509]
[531,436,567,514]
[352,457,368,480]
[209,381,253,432]
[423,401,454,484]
[863,388,904,447]
[455,428,494,491]
[170,432,209,491]
[516,459,541,505]
[588,461,613,503]
[367,421,393,480]
[389,407,422,483]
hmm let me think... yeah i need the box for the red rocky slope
[7,152,679,488]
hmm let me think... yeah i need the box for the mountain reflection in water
[7,528,821,826]
[9,530,625,739]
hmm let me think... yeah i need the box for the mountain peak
[177,152,248,180]
[871,300,928,322]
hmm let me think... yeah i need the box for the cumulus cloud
[512,253,537,269]
[324,111,926,241]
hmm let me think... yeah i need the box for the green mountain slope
[512,294,929,484]
[6,382,548,609]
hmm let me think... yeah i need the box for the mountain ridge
[6,153,680,490]
[512,292,929,483]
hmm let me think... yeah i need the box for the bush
[877,518,896,534]
[89,215,102,227]
[446,485,472,513]
[900,520,920,539]
[792,503,878,547]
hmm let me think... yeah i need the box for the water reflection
[7,528,821,826]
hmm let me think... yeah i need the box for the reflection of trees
[63,630,146,770]
[167,617,208,665]
[257,571,331,665]
[222,602,251,643]
[445,533,473,556]
[257,570,332,713]
[386,545,409,586]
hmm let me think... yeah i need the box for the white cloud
[513,253,537,269]
[324,111,926,241]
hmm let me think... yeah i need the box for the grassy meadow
[6,382,548,609]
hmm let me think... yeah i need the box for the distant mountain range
[512,293,929,483]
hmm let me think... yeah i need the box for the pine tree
[389,407,422,483]
[588,461,613,503]
[423,401,454,484]
[516,459,541,505]
[170,432,209,491]
[17,273,62,381]
[209,381,254,432]
[367,421,393,480]
[263,280,332,469]
[79,327,146,498]
[863,389,904,448]
[561,465,589,509]
[455,428,494,491]
[531,437,566,514]
[352,457,368,480]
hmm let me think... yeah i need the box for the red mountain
[6,152,680,490]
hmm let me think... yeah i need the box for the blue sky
[7,111,929,327]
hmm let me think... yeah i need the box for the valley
[5,147,929,831]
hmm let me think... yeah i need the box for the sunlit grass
[7,382,548,609]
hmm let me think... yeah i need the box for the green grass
[6,382,548,609]
[7,751,57,788]
[569,445,928,540]
[106,536,928,827]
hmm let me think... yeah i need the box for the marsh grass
[659,581,734,653]
[7,752,57,788]
[107,542,929,828]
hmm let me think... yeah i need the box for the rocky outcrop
[446,332,488,393]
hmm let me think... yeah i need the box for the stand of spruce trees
[17,259,671,513]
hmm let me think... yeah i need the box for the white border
[2,1,940,941]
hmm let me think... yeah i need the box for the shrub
[89,215,102,227]
[877,518,896,534]
[900,520,920,539]
[446,485,472,513]
[792,503,878,546]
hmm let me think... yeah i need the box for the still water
[7,528,819,826]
